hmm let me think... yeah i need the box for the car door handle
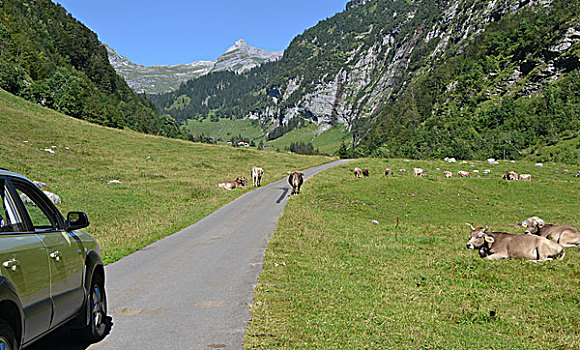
[3,259,20,272]
[50,251,62,262]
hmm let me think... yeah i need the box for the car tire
[71,272,107,343]
[0,320,17,350]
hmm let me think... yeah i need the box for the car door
[9,179,85,327]
[0,178,52,341]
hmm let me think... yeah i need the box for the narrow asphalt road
[28,159,350,350]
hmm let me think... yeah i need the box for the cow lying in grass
[288,171,304,195]
[522,217,580,247]
[465,223,565,261]
[502,171,518,180]
[216,176,247,190]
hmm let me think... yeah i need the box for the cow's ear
[538,221,545,228]
[300,172,305,176]
[522,222,528,228]
[485,236,495,243]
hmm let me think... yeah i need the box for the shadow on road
[275,187,289,203]
[26,316,113,350]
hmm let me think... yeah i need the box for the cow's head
[522,216,545,235]
[236,176,248,186]
[465,223,494,249]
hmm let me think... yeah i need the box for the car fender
[67,249,104,329]
[0,276,25,347]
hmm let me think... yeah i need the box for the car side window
[0,179,26,233]
[12,183,56,232]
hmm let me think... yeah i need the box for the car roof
[0,168,33,182]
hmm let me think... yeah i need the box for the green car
[0,169,106,349]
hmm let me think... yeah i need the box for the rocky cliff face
[270,0,563,125]
[107,40,282,94]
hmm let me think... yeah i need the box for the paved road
[28,159,350,350]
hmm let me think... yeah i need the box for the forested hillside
[151,0,580,163]
[0,0,177,136]
[366,0,580,162]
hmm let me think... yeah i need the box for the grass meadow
[185,117,264,141]
[185,116,349,156]
[266,123,349,156]
[0,90,332,263]
[246,159,580,349]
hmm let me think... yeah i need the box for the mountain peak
[227,39,248,53]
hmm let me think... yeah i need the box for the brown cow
[288,171,304,195]
[362,169,369,177]
[385,168,393,176]
[217,176,247,190]
[353,167,362,178]
[518,174,532,181]
[457,171,470,177]
[465,223,565,261]
[522,217,580,247]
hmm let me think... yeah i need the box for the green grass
[0,89,332,264]
[185,117,264,140]
[246,159,580,349]
[185,117,350,155]
[267,123,349,155]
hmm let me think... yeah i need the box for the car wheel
[72,273,107,342]
[0,321,17,350]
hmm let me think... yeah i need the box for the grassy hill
[185,117,264,141]
[246,158,580,349]
[266,123,349,155]
[0,89,332,263]
[185,117,349,155]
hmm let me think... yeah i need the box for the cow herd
[216,166,306,196]
[466,218,579,261]
[348,164,578,262]
[350,166,539,182]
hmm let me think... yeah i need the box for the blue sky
[53,0,348,66]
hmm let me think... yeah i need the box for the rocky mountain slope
[107,39,282,94]
[210,39,283,74]
[151,0,580,161]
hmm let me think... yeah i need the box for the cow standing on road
[288,171,304,195]
[252,167,264,187]
[465,223,565,261]
[522,217,580,247]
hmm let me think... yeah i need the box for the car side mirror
[67,211,90,231]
